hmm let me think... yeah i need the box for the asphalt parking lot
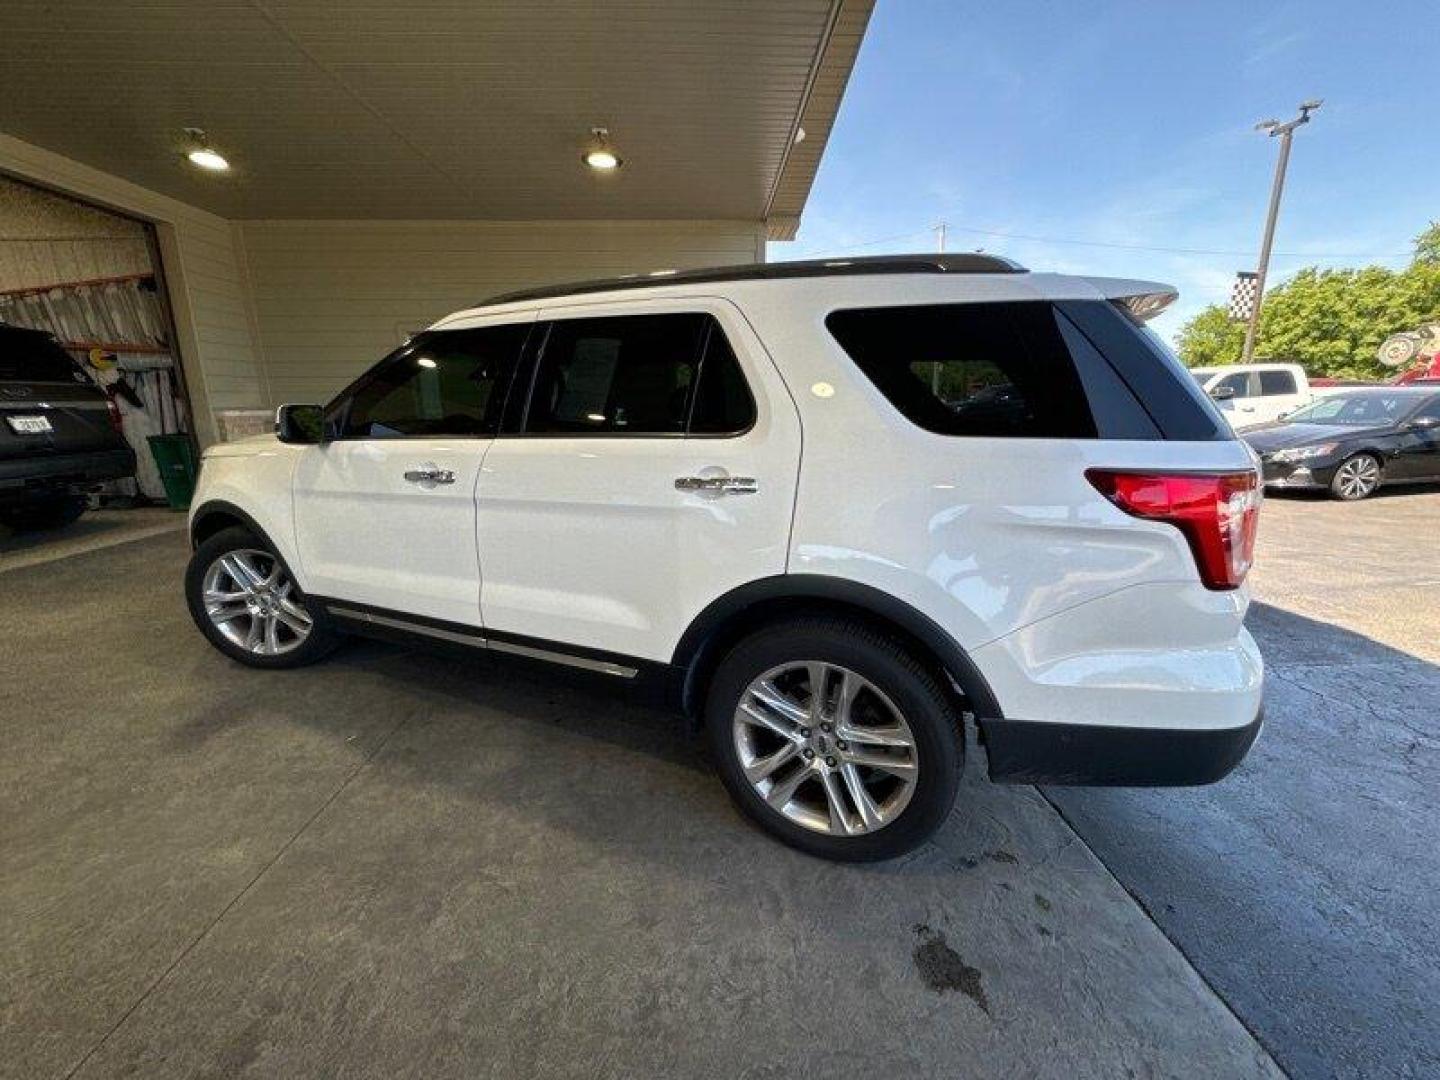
[3,490,1437,1079]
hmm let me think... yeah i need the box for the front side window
[1259,370,1297,396]
[1413,395,1440,422]
[524,313,753,435]
[1213,371,1256,399]
[335,323,529,438]
[825,301,1161,439]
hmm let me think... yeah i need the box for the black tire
[1329,452,1382,501]
[0,495,88,531]
[185,525,342,669]
[704,617,962,861]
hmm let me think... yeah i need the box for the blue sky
[773,0,1440,342]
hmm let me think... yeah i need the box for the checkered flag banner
[1228,271,1259,322]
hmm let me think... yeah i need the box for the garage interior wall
[0,176,151,289]
[0,133,265,447]
[2,135,770,439]
[238,220,768,406]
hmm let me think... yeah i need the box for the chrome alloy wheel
[201,549,312,656]
[1335,455,1380,499]
[733,662,919,836]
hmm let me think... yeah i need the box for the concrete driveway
[3,490,1436,1078]
[1049,486,1440,1079]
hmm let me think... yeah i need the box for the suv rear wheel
[705,618,962,861]
[185,525,341,668]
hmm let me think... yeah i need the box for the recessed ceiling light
[583,127,622,171]
[182,128,230,172]
[187,148,230,171]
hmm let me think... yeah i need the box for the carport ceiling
[0,0,871,235]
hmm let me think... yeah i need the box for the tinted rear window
[825,301,1161,439]
[1063,301,1229,441]
[0,325,84,383]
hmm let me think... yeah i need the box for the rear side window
[688,325,756,434]
[524,313,753,435]
[1058,301,1229,441]
[0,326,85,383]
[1259,370,1297,396]
[825,301,1158,439]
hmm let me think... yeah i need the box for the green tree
[1176,226,1440,378]
[1175,305,1245,367]
[1414,221,1440,265]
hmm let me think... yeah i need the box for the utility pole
[935,221,947,253]
[1241,99,1322,363]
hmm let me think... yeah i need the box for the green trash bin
[147,434,199,510]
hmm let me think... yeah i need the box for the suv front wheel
[185,525,341,668]
[705,618,962,861]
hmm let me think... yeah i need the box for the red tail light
[105,395,124,435]
[1086,469,1260,590]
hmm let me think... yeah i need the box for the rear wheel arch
[672,575,1003,724]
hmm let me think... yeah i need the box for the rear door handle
[404,464,456,485]
[675,475,758,495]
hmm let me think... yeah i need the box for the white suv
[185,255,1265,861]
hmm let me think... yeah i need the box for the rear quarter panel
[732,276,1254,647]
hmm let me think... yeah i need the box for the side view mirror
[1409,415,1440,431]
[275,403,327,444]
[1210,385,1236,401]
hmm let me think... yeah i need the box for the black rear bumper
[0,446,135,501]
[982,708,1264,786]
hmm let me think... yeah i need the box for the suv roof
[478,253,1027,307]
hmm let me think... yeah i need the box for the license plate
[5,414,53,435]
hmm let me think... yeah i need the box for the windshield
[1190,368,1217,386]
[1285,393,1416,425]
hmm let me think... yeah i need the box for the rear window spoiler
[1082,277,1179,323]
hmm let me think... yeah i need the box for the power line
[790,228,932,255]
[784,220,1412,261]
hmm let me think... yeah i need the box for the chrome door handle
[674,475,758,494]
[404,464,456,484]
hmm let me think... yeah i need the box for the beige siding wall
[0,174,151,290]
[0,133,265,446]
[239,220,766,405]
[1,131,768,436]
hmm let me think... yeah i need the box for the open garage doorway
[1,173,195,554]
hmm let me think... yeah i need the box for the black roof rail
[477,253,1027,307]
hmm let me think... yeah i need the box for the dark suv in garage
[0,323,135,530]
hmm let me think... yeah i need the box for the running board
[323,604,640,679]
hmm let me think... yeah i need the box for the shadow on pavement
[1046,601,1440,1080]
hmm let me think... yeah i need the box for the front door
[1390,395,1440,481]
[476,300,802,662]
[1214,370,1263,428]
[293,317,532,625]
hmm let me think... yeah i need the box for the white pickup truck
[1189,362,1313,430]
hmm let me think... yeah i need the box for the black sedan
[1242,387,1440,500]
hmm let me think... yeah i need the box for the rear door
[476,298,802,662]
[292,316,532,626]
